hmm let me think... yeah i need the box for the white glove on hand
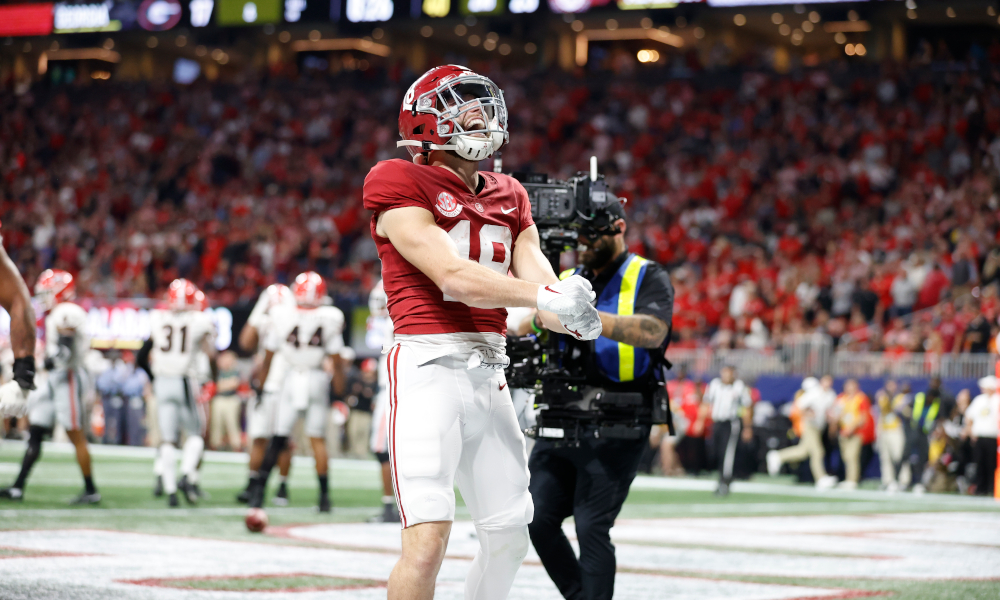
[560,307,603,341]
[537,276,596,316]
[0,381,29,418]
[536,276,603,341]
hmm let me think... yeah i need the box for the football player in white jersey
[235,283,297,504]
[366,279,400,523]
[247,272,347,516]
[1,270,98,504]
[146,279,217,507]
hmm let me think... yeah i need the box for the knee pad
[476,490,534,530]
[477,524,530,561]
[406,489,454,524]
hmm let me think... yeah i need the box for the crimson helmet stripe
[292,271,327,306]
[168,278,200,310]
[35,269,76,309]
[398,65,508,162]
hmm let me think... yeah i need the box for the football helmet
[167,278,200,311]
[263,283,295,312]
[368,279,388,317]
[292,272,327,308]
[35,269,75,311]
[397,65,508,162]
[194,289,208,311]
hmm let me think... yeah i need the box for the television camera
[502,157,673,445]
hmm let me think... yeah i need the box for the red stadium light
[0,3,55,37]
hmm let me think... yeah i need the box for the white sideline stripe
[0,440,379,471]
[0,506,378,518]
[630,474,1000,506]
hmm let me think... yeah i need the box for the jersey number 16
[444,221,512,302]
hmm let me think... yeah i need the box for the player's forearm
[598,312,669,348]
[331,355,347,396]
[535,310,569,334]
[7,289,36,359]
[439,261,540,309]
[238,324,259,353]
[0,249,36,358]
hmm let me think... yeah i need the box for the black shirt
[579,251,675,331]
[964,315,992,353]
[567,251,674,392]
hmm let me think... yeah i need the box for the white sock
[464,525,529,600]
[181,436,204,479]
[160,444,177,495]
[153,450,163,476]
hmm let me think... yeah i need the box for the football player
[1,270,98,504]
[364,65,601,600]
[145,279,217,507]
[366,279,400,523]
[235,283,296,504]
[0,229,37,419]
[246,272,347,514]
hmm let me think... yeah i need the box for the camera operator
[527,201,674,600]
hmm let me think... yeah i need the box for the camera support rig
[506,158,673,446]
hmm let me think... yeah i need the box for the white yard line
[0,440,379,471]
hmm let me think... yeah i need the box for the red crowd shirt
[363,159,534,336]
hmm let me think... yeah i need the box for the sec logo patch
[436,191,462,218]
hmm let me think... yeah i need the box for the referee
[703,365,753,496]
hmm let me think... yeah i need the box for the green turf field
[1,441,998,600]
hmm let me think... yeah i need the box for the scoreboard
[0,0,875,33]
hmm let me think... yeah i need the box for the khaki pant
[839,434,863,484]
[777,421,828,481]
[877,426,908,486]
[346,410,372,459]
[210,396,243,450]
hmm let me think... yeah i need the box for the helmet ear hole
[413,125,424,135]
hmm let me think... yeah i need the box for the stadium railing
[666,335,997,379]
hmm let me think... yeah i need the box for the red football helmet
[194,289,208,311]
[167,278,200,311]
[292,271,327,307]
[35,269,75,311]
[263,283,295,312]
[397,65,508,162]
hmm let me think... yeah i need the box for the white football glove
[536,276,603,341]
[560,307,603,341]
[537,276,596,316]
[0,381,30,418]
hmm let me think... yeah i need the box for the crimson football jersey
[363,159,534,335]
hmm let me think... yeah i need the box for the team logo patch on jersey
[436,191,462,218]
[475,202,484,213]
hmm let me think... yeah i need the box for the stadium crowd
[3,53,1000,356]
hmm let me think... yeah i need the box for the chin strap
[397,140,458,152]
